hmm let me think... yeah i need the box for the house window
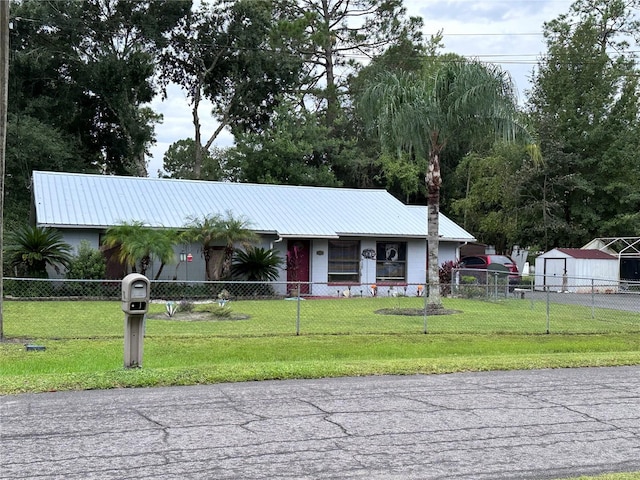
[328,240,360,283]
[376,242,407,283]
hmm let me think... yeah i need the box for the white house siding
[45,229,101,278]
[309,239,329,287]
[52,229,462,297]
[406,240,428,287]
[307,237,427,296]
[61,229,101,251]
[438,242,460,265]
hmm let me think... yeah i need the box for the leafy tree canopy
[160,139,224,180]
[527,0,640,247]
[8,0,191,176]
[159,0,305,178]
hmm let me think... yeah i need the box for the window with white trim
[376,242,407,282]
[328,240,360,283]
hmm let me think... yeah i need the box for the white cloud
[147,84,234,177]
[405,0,573,96]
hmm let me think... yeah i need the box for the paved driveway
[2,366,639,480]
[527,290,640,313]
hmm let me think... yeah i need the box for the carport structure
[584,237,640,281]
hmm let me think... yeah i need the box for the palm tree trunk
[426,145,443,308]
[427,200,441,307]
[140,255,150,276]
[154,263,166,281]
[203,246,213,281]
[208,249,224,281]
[221,245,234,280]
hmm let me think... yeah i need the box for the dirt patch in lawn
[375,307,460,316]
[147,312,250,322]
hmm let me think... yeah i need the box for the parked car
[460,254,521,286]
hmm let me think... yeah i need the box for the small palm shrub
[6,225,72,278]
[201,304,232,318]
[232,247,283,282]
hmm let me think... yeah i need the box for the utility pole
[0,0,10,340]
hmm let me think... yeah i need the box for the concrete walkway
[1,366,639,479]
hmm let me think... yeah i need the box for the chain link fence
[2,275,640,339]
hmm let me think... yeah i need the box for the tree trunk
[210,249,224,281]
[427,199,441,308]
[426,145,443,308]
[320,0,338,128]
[139,255,150,276]
[192,83,203,179]
[204,247,224,281]
[221,246,234,280]
[154,263,166,281]
[203,246,213,281]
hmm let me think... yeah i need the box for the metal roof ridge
[33,170,391,194]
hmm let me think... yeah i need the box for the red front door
[287,240,310,294]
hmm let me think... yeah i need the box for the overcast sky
[147,0,574,177]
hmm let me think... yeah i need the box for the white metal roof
[406,206,476,242]
[32,171,474,241]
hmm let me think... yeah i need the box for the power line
[435,32,545,36]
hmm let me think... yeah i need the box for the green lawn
[1,297,639,394]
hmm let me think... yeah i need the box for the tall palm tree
[359,59,535,308]
[184,212,257,281]
[103,222,176,278]
[102,221,146,273]
[6,225,72,278]
[218,213,258,280]
[182,214,223,282]
[147,229,179,280]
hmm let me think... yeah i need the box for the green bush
[66,241,106,280]
[201,304,232,318]
[232,247,283,281]
[4,279,55,298]
[178,299,194,313]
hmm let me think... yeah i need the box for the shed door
[544,258,566,290]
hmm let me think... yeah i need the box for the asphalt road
[1,366,639,480]
[527,290,640,313]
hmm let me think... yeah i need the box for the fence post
[546,287,550,334]
[530,276,535,310]
[295,281,301,335]
[423,283,428,334]
[591,278,595,320]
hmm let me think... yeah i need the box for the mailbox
[121,273,150,314]
[121,273,150,368]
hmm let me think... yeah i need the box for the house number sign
[361,249,376,259]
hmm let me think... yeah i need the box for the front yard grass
[1,297,639,394]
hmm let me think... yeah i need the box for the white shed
[534,248,620,293]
